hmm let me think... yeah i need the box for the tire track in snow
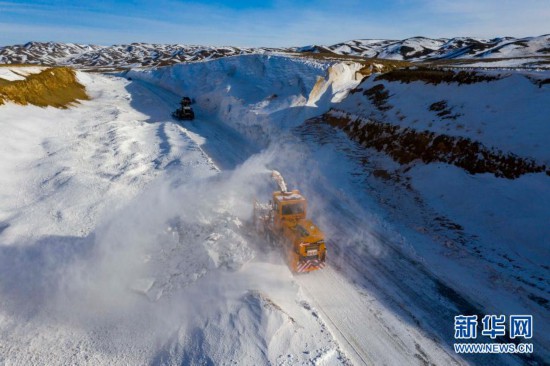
[128,78,257,170]
[297,269,373,366]
[296,265,464,366]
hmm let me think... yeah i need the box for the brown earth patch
[428,100,462,120]
[314,110,548,179]
[363,84,392,111]
[375,67,502,85]
[0,67,88,108]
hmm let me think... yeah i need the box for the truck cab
[272,190,307,228]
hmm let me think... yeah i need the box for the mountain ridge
[1,35,548,68]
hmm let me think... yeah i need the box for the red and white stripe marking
[296,259,326,273]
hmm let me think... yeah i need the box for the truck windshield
[282,203,304,215]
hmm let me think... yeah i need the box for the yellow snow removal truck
[254,171,326,273]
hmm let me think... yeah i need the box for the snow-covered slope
[335,69,550,164]
[323,67,550,267]
[0,65,46,81]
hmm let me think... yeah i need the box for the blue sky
[0,0,549,46]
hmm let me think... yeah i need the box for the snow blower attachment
[172,96,195,121]
[254,170,327,273]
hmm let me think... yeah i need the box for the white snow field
[0,54,548,366]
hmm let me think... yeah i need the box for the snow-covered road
[298,266,461,366]
[128,78,260,170]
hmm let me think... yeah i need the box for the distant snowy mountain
[320,35,550,61]
[0,41,287,67]
[67,43,283,67]
[0,42,104,65]
[0,35,548,67]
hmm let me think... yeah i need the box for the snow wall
[127,54,363,144]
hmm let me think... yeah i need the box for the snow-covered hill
[1,35,549,68]
[0,41,286,67]
[0,42,103,65]
[315,34,550,61]
[67,43,282,67]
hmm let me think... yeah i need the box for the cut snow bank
[337,69,550,164]
[307,62,363,106]
[127,54,363,144]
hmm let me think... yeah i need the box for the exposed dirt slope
[0,67,88,108]
[316,111,548,179]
